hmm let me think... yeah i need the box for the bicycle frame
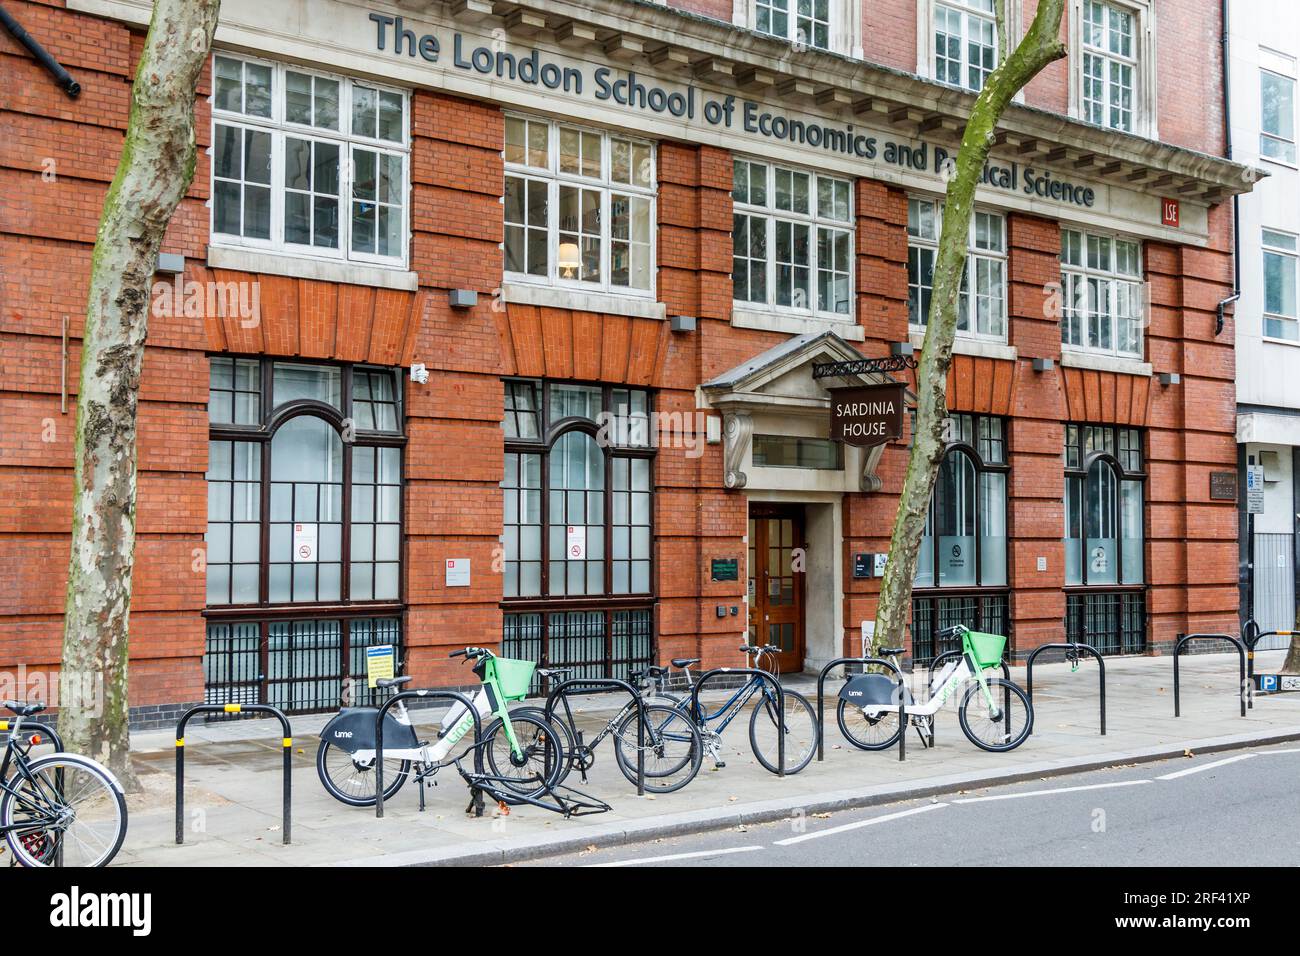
[859,652,999,719]
[676,650,782,733]
[549,691,639,756]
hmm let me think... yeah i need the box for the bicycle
[644,644,818,774]
[520,667,703,794]
[0,700,128,867]
[316,647,562,811]
[837,625,1034,753]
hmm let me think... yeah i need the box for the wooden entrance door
[747,505,806,674]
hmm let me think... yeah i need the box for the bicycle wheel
[2,754,127,867]
[483,712,562,799]
[612,703,702,793]
[316,739,410,807]
[508,706,577,788]
[836,699,903,751]
[748,688,818,774]
[958,678,1034,752]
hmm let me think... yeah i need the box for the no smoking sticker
[293,523,318,563]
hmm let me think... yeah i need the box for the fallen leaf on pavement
[1183,749,1195,758]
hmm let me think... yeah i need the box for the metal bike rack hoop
[815,657,906,763]
[542,677,646,797]
[687,668,789,777]
[175,703,292,845]
[1173,633,1246,719]
[1024,643,1106,735]
[374,689,482,819]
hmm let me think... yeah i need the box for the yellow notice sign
[366,644,396,689]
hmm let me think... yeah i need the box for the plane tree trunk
[59,0,221,785]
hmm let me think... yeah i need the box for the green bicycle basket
[485,656,537,701]
[963,630,1007,669]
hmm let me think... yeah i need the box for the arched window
[203,357,404,713]
[501,379,654,685]
[1063,423,1146,655]
[1064,426,1144,586]
[911,413,1009,664]
[915,415,1008,588]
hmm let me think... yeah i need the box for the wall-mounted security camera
[409,362,429,385]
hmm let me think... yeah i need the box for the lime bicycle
[838,625,1033,753]
[316,647,562,811]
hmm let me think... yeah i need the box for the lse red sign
[1161,198,1180,228]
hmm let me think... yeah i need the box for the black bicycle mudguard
[839,673,913,707]
[320,707,419,754]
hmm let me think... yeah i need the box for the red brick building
[0,0,1253,725]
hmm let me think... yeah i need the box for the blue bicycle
[642,644,818,774]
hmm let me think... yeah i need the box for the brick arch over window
[1061,368,1151,426]
[193,265,427,365]
[493,304,673,386]
[905,353,1018,416]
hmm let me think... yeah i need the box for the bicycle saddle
[3,700,46,716]
[375,676,412,689]
[877,647,905,657]
[671,658,701,668]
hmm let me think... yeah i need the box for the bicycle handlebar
[449,647,491,660]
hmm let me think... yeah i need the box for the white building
[1230,0,1300,640]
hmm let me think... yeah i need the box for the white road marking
[586,845,764,867]
[1255,748,1300,755]
[772,802,946,846]
[1156,753,1256,780]
[952,779,1152,803]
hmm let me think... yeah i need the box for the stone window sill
[206,246,418,291]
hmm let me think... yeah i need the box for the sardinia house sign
[829,384,905,448]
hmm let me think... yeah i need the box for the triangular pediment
[700,330,885,411]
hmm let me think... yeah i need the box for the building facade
[0,0,1252,725]
[1227,0,1300,644]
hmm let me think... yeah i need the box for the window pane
[273,363,342,408]
[244,63,272,117]
[286,71,313,125]
[751,434,842,469]
[1084,460,1118,584]
[351,85,377,138]
[1120,479,1144,584]
[935,452,977,586]
[979,470,1006,585]
[214,56,243,113]
[1264,249,1298,317]
[1261,71,1296,156]
[378,90,404,142]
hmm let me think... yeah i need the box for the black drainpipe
[1216,0,1240,335]
[0,2,81,98]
